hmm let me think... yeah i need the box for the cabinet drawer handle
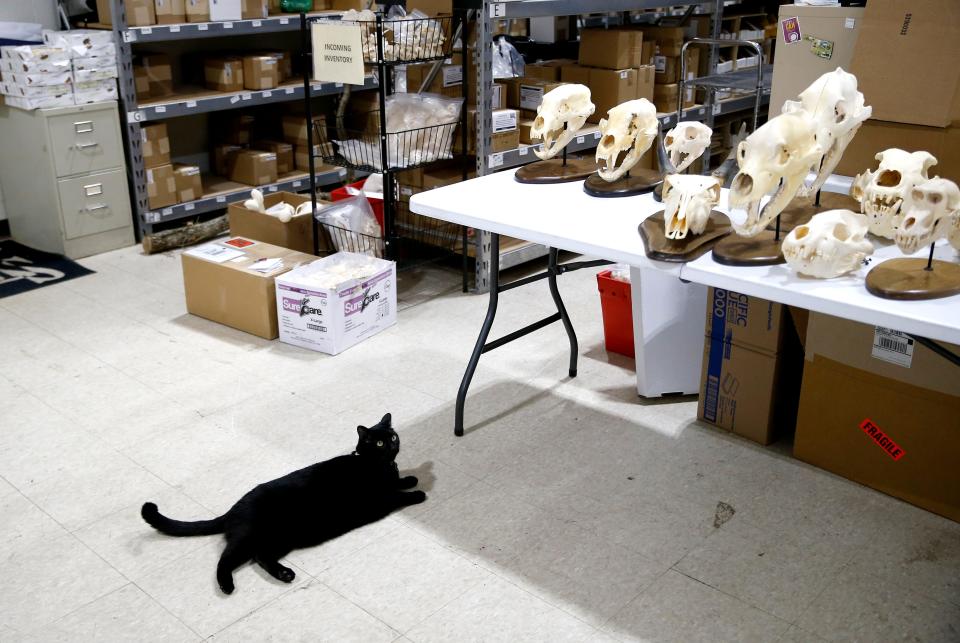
[75,142,100,150]
[84,183,104,197]
[74,120,95,133]
[85,204,109,212]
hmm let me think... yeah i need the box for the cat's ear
[357,425,368,438]
[381,413,392,427]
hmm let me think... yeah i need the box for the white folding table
[410,170,960,435]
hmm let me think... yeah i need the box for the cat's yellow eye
[376,440,384,447]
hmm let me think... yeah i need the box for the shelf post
[300,12,320,256]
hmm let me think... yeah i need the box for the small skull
[895,177,960,255]
[530,84,595,161]
[729,113,823,237]
[595,99,657,182]
[850,148,937,239]
[662,174,721,240]
[664,121,712,172]
[782,209,873,278]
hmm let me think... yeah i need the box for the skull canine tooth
[851,148,938,239]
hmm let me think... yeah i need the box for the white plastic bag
[492,36,524,79]
[315,192,382,256]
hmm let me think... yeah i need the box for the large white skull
[782,209,873,278]
[664,121,712,172]
[850,148,938,239]
[595,99,657,181]
[894,177,960,255]
[530,84,595,161]
[662,174,721,240]
[782,68,872,197]
[729,113,823,237]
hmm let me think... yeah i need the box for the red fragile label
[860,419,905,461]
[224,238,255,248]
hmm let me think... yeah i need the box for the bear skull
[664,121,712,172]
[530,84,595,161]
[595,99,658,181]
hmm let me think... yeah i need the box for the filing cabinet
[0,101,135,259]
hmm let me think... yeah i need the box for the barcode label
[871,327,914,368]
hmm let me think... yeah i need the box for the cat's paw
[409,490,427,504]
[219,580,235,595]
[398,475,418,489]
[278,567,296,583]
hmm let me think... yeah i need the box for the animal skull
[728,113,822,237]
[530,84,595,160]
[662,174,721,240]
[595,99,657,181]
[664,121,712,172]
[782,68,871,197]
[782,209,873,278]
[850,148,938,239]
[894,177,960,255]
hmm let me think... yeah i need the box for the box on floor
[228,191,327,254]
[697,288,805,445]
[794,313,960,523]
[182,237,316,339]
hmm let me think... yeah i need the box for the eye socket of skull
[737,142,747,162]
[877,169,902,187]
[928,192,942,205]
[684,126,698,139]
[832,222,851,241]
[534,116,544,129]
[601,134,616,149]
[834,103,846,123]
[795,225,810,240]
[777,145,790,166]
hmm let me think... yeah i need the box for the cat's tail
[141,502,225,537]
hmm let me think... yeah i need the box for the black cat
[141,413,425,594]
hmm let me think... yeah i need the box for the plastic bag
[315,192,382,256]
[492,36,524,79]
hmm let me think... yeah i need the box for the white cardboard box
[276,253,397,355]
[209,0,242,21]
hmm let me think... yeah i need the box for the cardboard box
[579,28,643,70]
[833,119,960,179]
[146,163,177,210]
[230,150,278,186]
[697,288,803,445]
[405,63,461,97]
[228,191,325,254]
[141,122,170,169]
[524,62,562,82]
[241,0,268,19]
[205,57,244,92]
[519,119,535,145]
[173,163,202,202]
[503,77,523,109]
[136,53,172,98]
[252,140,294,175]
[641,41,655,67]
[97,0,156,26]
[654,48,699,85]
[134,66,150,100]
[560,65,654,123]
[218,112,254,145]
[491,129,520,154]
[396,167,424,189]
[242,54,280,90]
[154,0,186,24]
[639,26,685,57]
[282,114,326,146]
[257,50,291,81]
[185,0,209,22]
[182,238,315,340]
[454,108,518,154]
[209,0,241,20]
[294,143,331,170]
[276,253,397,355]
[407,0,450,16]
[492,82,506,110]
[212,143,242,176]
[794,313,960,522]
[519,79,566,112]
[768,5,864,117]
[849,0,960,128]
[653,82,694,113]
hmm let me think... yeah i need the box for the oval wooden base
[712,230,786,266]
[772,192,861,233]
[638,211,732,263]
[583,169,663,197]
[514,157,596,184]
[865,258,960,300]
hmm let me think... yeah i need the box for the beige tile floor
[1,243,959,642]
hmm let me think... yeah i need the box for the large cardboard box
[697,288,803,445]
[182,238,315,339]
[229,191,326,254]
[218,113,254,145]
[252,140,294,175]
[768,5,864,117]
[185,0,209,22]
[579,28,643,70]
[833,119,960,179]
[230,150,278,186]
[173,163,202,202]
[654,48,699,86]
[654,82,694,114]
[518,79,566,113]
[587,68,641,125]
[205,57,244,92]
[213,143,242,176]
[241,0,268,19]
[639,26,684,57]
[282,114,326,146]
[242,54,280,90]
[276,253,397,355]
[141,122,170,169]
[146,163,177,210]
[154,0,186,24]
[136,53,172,98]
[407,0,450,16]
[849,0,960,128]
[97,0,156,26]
[794,313,960,522]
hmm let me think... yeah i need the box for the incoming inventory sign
[311,21,365,85]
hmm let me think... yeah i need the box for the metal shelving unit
[103,1,357,238]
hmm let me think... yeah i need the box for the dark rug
[0,240,94,299]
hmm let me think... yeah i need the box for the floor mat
[0,240,94,298]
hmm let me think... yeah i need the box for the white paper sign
[311,22,365,85]
[184,243,243,264]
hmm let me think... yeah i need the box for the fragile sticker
[860,419,905,461]
[224,238,255,248]
[781,17,802,44]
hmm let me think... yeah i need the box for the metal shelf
[686,64,772,91]
[143,167,346,225]
[487,0,707,19]
[120,13,334,43]
[129,77,377,123]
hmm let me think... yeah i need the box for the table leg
[548,247,578,378]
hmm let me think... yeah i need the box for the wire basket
[318,223,385,259]
[314,115,460,173]
[395,200,462,254]
[328,15,454,65]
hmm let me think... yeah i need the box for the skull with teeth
[782,68,872,197]
[529,84,595,161]
[663,121,712,173]
[782,209,873,278]
[894,177,960,255]
[728,113,823,237]
[850,148,938,239]
[595,99,658,181]
[662,174,721,240]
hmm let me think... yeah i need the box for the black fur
[141,413,425,594]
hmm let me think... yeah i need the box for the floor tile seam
[67,475,183,535]
[593,565,676,636]
[16,581,137,638]
[311,578,405,640]
[204,568,321,640]
[390,564,491,638]
[669,568,794,634]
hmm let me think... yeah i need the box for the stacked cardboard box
[639,25,698,113]
[205,57,244,93]
[453,108,520,155]
[155,0,186,24]
[186,0,209,22]
[96,0,156,26]
[242,54,280,90]
[281,113,328,170]
[140,122,177,209]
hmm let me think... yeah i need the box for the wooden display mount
[774,191,861,233]
[514,156,595,184]
[866,254,960,300]
[639,211,732,263]
[583,168,663,197]
[712,228,786,266]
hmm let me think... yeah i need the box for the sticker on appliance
[781,17,801,43]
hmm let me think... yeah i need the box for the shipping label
[871,327,914,368]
